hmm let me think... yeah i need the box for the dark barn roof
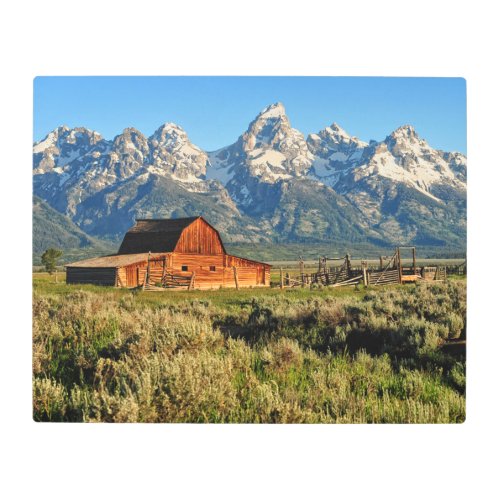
[118,216,201,254]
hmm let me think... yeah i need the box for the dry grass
[33,279,466,423]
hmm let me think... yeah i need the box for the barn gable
[118,216,226,255]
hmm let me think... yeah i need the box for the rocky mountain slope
[33,102,466,252]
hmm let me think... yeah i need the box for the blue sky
[34,76,467,154]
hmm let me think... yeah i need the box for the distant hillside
[225,242,465,262]
[33,196,116,263]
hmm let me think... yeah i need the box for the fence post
[280,267,284,289]
[233,266,239,290]
[397,248,402,284]
[143,251,151,290]
[189,271,196,291]
[362,261,368,287]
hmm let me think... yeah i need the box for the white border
[1,0,499,498]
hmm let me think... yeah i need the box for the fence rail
[279,250,463,289]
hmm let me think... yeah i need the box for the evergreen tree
[41,248,63,282]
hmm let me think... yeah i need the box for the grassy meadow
[33,272,466,423]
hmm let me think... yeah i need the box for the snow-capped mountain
[33,102,467,249]
[329,125,467,233]
[33,122,257,241]
[148,123,208,185]
[33,126,105,171]
[207,103,314,213]
[307,123,466,200]
[307,123,368,187]
[209,103,313,182]
[374,125,465,196]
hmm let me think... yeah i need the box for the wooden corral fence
[280,254,365,289]
[280,247,451,289]
[444,260,467,276]
[140,252,242,292]
[140,253,193,291]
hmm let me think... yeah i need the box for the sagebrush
[33,281,465,423]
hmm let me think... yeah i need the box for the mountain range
[33,102,466,258]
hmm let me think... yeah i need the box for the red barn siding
[173,218,224,254]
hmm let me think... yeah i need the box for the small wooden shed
[66,216,271,289]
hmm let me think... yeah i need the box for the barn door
[126,266,137,287]
[257,267,264,284]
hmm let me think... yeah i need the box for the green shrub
[32,280,466,423]
[448,362,466,393]
[33,377,68,421]
[447,313,464,339]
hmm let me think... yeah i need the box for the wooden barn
[66,216,271,290]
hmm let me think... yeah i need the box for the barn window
[181,265,188,271]
[210,266,216,272]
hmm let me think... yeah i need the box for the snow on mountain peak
[33,125,102,154]
[309,122,368,149]
[240,102,313,178]
[150,122,190,148]
[113,128,149,155]
[390,124,419,141]
[33,126,107,179]
[384,125,430,160]
[240,103,288,148]
[148,122,207,182]
[33,108,467,249]
[245,102,291,144]
[327,122,350,139]
[33,108,467,221]
[33,130,59,154]
[156,122,185,134]
[350,124,467,200]
[258,102,286,119]
[206,102,314,193]
[149,123,206,164]
[307,122,369,186]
